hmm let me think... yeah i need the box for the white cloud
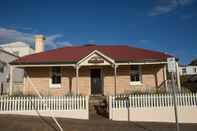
[0,27,34,43]
[149,0,194,16]
[0,27,71,49]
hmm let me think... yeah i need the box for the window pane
[130,65,141,82]
[52,67,60,74]
[193,68,196,73]
[52,75,61,84]
[0,63,4,73]
[51,67,61,84]
[182,68,186,74]
[131,74,140,81]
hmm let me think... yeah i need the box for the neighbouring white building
[0,41,34,95]
[179,66,197,76]
[0,49,24,94]
[0,42,34,57]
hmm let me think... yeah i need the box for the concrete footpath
[0,115,197,131]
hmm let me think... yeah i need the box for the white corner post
[23,71,26,94]
[9,65,14,96]
[75,65,79,95]
[163,64,168,91]
[113,64,118,95]
[176,62,181,91]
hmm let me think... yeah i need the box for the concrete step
[89,96,108,119]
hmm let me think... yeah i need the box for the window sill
[50,84,61,88]
[130,82,143,86]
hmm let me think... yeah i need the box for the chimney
[35,35,45,53]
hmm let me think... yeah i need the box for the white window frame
[49,67,62,88]
[130,65,142,85]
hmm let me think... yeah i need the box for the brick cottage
[9,35,178,96]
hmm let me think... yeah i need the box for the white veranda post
[114,64,118,95]
[9,65,14,96]
[75,65,79,95]
[163,64,168,91]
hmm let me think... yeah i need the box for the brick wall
[103,64,166,95]
[24,64,166,96]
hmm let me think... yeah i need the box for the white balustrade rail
[109,93,197,123]
[0,96,89,119]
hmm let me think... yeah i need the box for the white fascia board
[13,64,76,68]
[116,61,167,66]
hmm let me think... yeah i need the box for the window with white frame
[130,65,142,85]
[50,67,61,87]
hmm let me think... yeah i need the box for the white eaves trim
[12,61,167,68]
[116,61,167,66]
[13,64,76,68]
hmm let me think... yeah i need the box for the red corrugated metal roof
[12,45,172,64]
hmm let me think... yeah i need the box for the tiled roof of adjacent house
[11,44,172,65]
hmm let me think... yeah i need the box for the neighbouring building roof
[11,44,172,65]
[0,41,33,49]
[0,48,19,58]
[0,41,35,57]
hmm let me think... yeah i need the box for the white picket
[110,93,197,109]
[1,93,197,113]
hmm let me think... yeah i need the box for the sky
[0,0,196,64]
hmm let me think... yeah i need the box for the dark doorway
[90,69,102,95]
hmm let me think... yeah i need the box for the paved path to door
[0,115,197,131]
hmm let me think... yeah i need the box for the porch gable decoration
[88,56,104,64]
[77,50,115,67]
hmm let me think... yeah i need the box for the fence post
[86,96,89,119]
[0,97,2,111]
[109,96,112,120]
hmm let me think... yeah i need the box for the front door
[90,69,102,95]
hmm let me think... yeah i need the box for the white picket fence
[0,96,89,119]
[109,93,197,123]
